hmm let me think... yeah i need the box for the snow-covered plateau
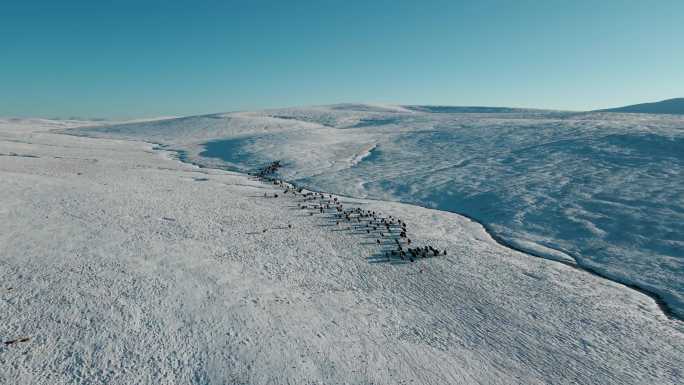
[1,113,682,384]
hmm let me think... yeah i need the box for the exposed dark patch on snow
[0,152,40,158]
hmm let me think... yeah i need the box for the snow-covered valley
[74,105,684,321]
[1,113,682,384]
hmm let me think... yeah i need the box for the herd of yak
[251,161,447,263]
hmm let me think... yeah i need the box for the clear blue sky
[2,0,682,119]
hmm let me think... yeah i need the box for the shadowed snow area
[73,104,684,320]
[2,117,683,384]
[598,97,684,115]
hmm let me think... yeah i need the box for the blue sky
[2,0,682,118]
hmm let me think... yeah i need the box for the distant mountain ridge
[597,98,684,115]
[404,105,532,113]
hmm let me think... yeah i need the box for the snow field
[1,119,682,384]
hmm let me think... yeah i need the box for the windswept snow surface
[74,105,684,320]
[3,118,684,384]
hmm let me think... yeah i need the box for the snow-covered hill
[2,117,683,384]
[598,98,684,115]
[71,104,684,320]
